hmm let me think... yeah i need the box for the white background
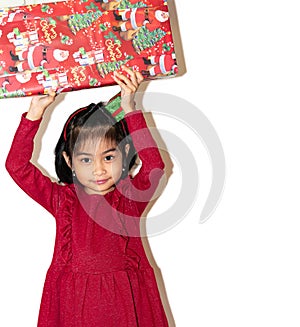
[1,0,300,326]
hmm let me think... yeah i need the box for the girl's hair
[54,102,137,184]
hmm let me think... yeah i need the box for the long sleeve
[123,110,165,214]
[5,113,61,217]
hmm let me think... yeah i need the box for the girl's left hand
[112,65,144,114]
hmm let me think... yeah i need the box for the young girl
[6,67,169,326]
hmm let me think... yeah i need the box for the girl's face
[64,138,128,195]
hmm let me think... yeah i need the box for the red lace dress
[6,110,169,327]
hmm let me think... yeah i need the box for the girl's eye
[80,157,92,164]
[104,155,114,161]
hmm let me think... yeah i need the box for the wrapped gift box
[0,0,178,98]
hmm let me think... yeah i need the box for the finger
[114,70,131,84]
[46,93,56,105]
[135,71,144,85]
[113,71,136,92]
[121,65,134,76]
[30,96,40,106]
[41,90,56,107]
[48,89,57,98]
[112,75,133,95]
[120,65,139,87]
[112,72,127,88]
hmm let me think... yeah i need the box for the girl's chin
[84,185,115,196]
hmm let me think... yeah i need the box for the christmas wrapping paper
[0,0,178,98]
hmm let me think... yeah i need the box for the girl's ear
[125,144,130,157]
[62,151,72,169]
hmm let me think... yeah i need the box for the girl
[6,67,169,326]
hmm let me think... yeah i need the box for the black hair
[54,102,137,184]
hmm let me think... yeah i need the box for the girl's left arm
[113,66,165,214]
[124,110,165,215]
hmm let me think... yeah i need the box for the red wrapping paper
[0,0,178,98]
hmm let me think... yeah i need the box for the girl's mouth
[95,179,109,185]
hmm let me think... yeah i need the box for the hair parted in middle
[54,102,137,184]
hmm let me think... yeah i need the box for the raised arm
[5,91,62,216]
[113,66,165,214]
[125,110,165,213]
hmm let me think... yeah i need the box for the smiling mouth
[95,179,109,185]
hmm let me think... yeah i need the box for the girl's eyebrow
[102,148,117,155]
[75,148,117,156]
[74,151,92,156]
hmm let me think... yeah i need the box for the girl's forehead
[75,137,118,154]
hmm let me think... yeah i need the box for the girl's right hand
[26,90,56,121]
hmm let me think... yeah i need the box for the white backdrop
[1,1,300,326]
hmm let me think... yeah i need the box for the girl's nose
[93,161,106,176]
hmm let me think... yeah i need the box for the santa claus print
[113,7,169,34]
[9,44,69,73]
[94,0,121,11]
[94,0,143,10]
[141,53,178,77]
[0,71,32,93]
[0,9,38,26]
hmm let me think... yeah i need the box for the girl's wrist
[26,107,44,121]
[121,100,136,114]
[123,107,135,115]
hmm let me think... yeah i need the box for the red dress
[6,110,169,327]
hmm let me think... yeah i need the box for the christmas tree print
[0,88,25,99]
[105,95,124,122]
[99,23,108,32]
[41,5,53,14]
[89,78,99,87]
[68,10,103,34]
[132,26,166,53]
[104,31,121,45]
[96,55,134,76]
[118,0,147,9]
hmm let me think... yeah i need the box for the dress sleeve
[124,110,165,214]
[5,113,61,217]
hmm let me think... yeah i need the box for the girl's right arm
[5,92,61,216]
